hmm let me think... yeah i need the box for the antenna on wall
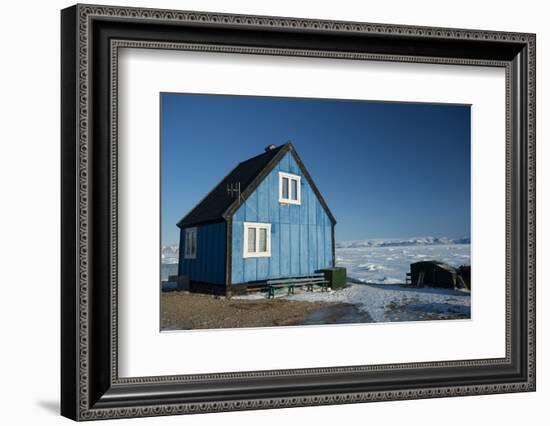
[226,182,241,199]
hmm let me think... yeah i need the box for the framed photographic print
[61,3,536,421]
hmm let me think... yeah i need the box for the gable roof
[177,144,286,228]
[177,143,336,228]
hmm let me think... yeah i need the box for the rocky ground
[161,279,469,331]
[160,291,363,330]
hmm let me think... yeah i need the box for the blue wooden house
[177,142,336,296]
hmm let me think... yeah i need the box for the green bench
[266,275,329,299]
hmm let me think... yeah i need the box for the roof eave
[287,145,337,226]
[177,217,227,229]
[222,143,292,219]
[221,142,337,226]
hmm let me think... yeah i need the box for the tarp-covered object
[410,261,460,289]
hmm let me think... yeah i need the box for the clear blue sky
[161,93,470,246]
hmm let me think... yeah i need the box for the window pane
[247,228,256,253]
[291,179,298,200]
[282,177,289,199]
[259,228,267,252]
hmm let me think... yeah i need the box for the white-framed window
[243,222,272,258]
[278,172,301,205]
[184,227,197,259]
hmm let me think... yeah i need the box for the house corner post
[225,217,233,298]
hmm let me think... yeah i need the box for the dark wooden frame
[61,3,536,421]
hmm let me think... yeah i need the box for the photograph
[160,93,472,330]
[58,3,536,421]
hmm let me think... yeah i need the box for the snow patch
[358,263,385,271]
[287,283,470,322]
[337,243,470,284]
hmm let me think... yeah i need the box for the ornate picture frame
[61,4,535,421]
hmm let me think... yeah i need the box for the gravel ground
[161,291,355,330]
[161,280,468,331]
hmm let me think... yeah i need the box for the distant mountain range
[161,245,179,264]
[161,236,470,263]
[334,237,470,249]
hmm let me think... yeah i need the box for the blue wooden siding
[231,152,333,284]
[178,222,226,285]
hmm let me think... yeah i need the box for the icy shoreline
[162,241,471,322]
[288,282,470,322]
[290,243,471,322]
[337,243,470,284]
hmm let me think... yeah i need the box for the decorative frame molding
[61,4,535,421]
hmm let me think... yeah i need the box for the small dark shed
[410,261,459,289]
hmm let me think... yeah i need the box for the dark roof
[411,260,457,273]
[177,142,336,228]
[177,144,287,227]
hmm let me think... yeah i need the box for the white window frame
[183,227,197,259]
[278,171,301,205]
[243,222,272,258]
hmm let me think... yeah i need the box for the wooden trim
[228,283,251,296]
[331,224,336,267]
[224,217,232,296]
[188,281,227,296]
[223,142,337,225]
[177,217,225,229]
[288,145,337,225]
[223,144,290,219]
[176,160,248,228]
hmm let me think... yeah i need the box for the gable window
[184,227,197,259]
[279,172,301,205]
[243,222,271,258]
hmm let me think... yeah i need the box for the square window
[278,172,301,205]
[243,223,271,258]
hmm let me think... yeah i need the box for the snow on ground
[237,242,471,322]
[336,243,470,284]
[163,240,471,323]
[160,240,470,284]
[295,243,470,322]
[288,283,470,322]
